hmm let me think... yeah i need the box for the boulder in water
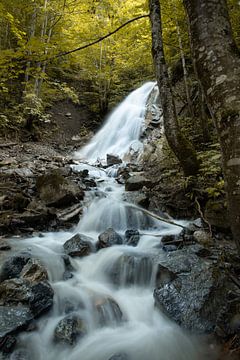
[125,229,140,247]
[0,306,33,352]
[97,228,123,249]
[0,252,32,281]
[54,314,87,345]
[154,263,230,334]
[0,278,54,318]
[63,233,94,257]
[125,174,153,191]
[20,258,48,283]
[106,154,122,166]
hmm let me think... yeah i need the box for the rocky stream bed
[1,83,240,359]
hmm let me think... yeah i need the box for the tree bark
[149,0,199,176]
[184,0,240,250]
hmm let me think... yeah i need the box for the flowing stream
[9,83,203,360]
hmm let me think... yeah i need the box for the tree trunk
[184,0,240,250]
[149,0,199,176]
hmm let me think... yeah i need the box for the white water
[74,82,155,163]
[8,83,204,360]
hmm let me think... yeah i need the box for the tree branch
[54,14,149,59]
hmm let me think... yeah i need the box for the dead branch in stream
[125,203,186,229]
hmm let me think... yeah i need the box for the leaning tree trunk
[149,0,199,176]
[184,0,240,250]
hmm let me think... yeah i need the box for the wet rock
[0,306,33,349]
[109,254,153,286]
[106,154,122,166]
[36,171,84,208]
[20,258,48,283]
[54,314,87,345]
[29,281,54,317]
[154,264,229,333]
[135,193,149,208]
[0,279,54,318]
[95,297,123,326]
[125,174,153,191]
[108,353,129,360]
[63,234,94,257]
[62,255,75,272]
[98,228,123,249]
[125,229,140,247]
[0,253,32,281]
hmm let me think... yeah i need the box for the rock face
[97,228,123,249]
[54,314,87,345]
[36,171,84,208]
[63,233,94,257]
[125,174,152,191]
[153,251,232,334]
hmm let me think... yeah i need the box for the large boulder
[0,278,54,318]
[97,228,123,250]
[63,234,94,257]
[36,171,84,208]
[154,262,230,334]
[54,314,87,345]
[125,174,153,191]
[0,306,33,353]
[0,253,32,281]
[20,258,48,283]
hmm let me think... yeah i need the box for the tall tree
[149,0,199,176]
[184,0,240,250]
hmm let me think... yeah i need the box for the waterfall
[74,82,155,163]
[7,83,203,360]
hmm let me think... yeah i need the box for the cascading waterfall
[8,83,204,360]
[74,82,155,163]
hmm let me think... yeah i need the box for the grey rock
[0,253,32,282]
[125,229,140,247]
[63,234,94,257]
[154,263,229,333]
[98,228,122,249]
[125,174,153,191]
[0,306,33,340]
[54,314,87,345]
